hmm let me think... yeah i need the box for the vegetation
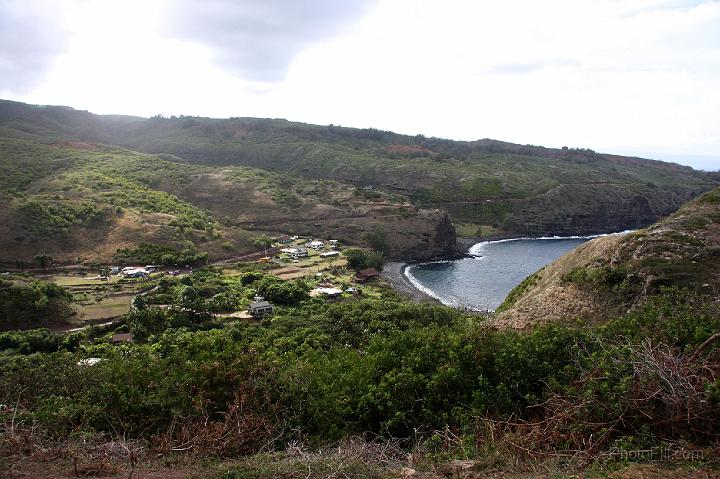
[113,243,209,266]
[0,286,718,467]
[344,248,385,271]
[495,268,542,313]
[1,99,718,247]
[0,277,73,330]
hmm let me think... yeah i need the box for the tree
[253,235,273,254]
[365,250,385,272]
[33,253,53,269]
[364,226,388,254]
[344,249,368,269]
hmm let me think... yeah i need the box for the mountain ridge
[1,99,718,265]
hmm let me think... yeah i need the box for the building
[291,248,309,259]
[355,267,380,283]
[111,333,134,344]
[122,268,149,278]
[276,235,292,244]
[319,251,340,258]
[307,240,324,249]
[249,298,274,318]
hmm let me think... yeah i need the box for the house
[122,268,149,278]
[328,240,339,245]
[307,240,324,249]
[111,333,133,344]
[249,298,274,318]
[291,248,309,259]
[355,267,380,283]
[276,235,292,244]
[319,251,340,258]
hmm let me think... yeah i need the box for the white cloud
[1,0,719,167]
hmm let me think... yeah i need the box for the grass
[455,222,501,237]
[75,295,132,321]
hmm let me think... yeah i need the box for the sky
[1,0,719,170]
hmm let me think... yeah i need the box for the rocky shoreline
[380,262,440,304]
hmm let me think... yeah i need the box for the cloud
[161,0,377,83]
[0,0,68,93]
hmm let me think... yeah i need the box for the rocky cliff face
[386,209,459,261]
[501,183,703,237]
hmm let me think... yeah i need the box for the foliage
[114,243,208,266]
[0,328,81,354]
[344,248,385,272]
[364,226,388,254]
[495,268,542,313]
[0,278,73,330]
[1,286,718,459]
[255,276,308,305]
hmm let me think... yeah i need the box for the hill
[2,99,718,242]
[0,132,460,265]
[1,100,719,266]
[493,187,720,328]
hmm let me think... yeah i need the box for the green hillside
[2,99,718,240]
[0,130,455,265]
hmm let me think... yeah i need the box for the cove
[404,236,600,311]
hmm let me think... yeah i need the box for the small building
[276,235,292,244]
[122,268,149,278]
[307,240,324,249]
[319,251,340,258]
[111,333,134,344]
[110,266,120,274]
[249,299,274,318]
[355,267,380,283]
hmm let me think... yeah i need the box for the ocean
[404,236,601,311]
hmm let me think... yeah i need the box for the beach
[381,262,439,303]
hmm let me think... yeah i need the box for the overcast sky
[1,0,719,170]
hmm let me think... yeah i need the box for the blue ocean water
[405,237,593,311]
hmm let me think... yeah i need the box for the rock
[400,466,417,477]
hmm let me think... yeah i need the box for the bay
[404,237,593,311]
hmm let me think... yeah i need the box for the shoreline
[381,262,440,304]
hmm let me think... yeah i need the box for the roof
[250,301,272,309]
[111,333,133,343]
[357,267,379,277]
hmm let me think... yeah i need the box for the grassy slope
[493,187,720,328]
[0,131,451,264]
[1,99,718,238]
